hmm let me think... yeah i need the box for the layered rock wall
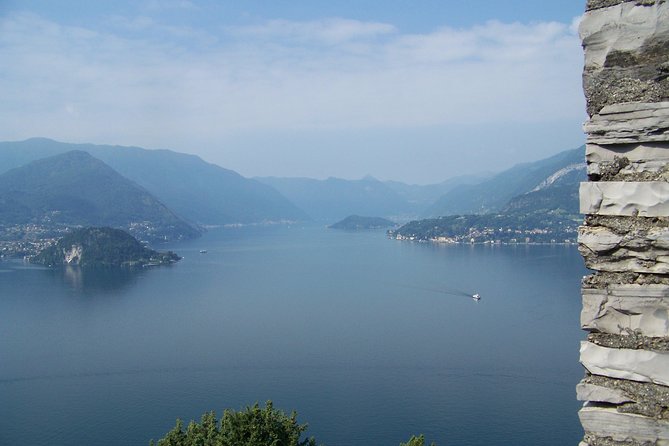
[578,1,669,444]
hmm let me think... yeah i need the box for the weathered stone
[578,382,636,403]
[583,434,658,446]
[580,182,669,217]
[586,215,669,232]
[584,272,669,287]
[579,1,669,443]
[582,284,669,336]
[581,341,669,385]
[589,332,669,351]
[587,1,665,12]
[580,1,669,115]
[586,142,669,179]
[579,223,669,273]
[580,404,669,443]
[584,103,669,145]
[584,374,669,410]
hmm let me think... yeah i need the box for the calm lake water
[0,225,588,445]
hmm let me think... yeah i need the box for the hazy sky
[0,0,587,184]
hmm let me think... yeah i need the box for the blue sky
[0,0,588,183]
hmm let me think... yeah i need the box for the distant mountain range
[259,146,584,222]
[422,147,585,217]
[383,173,492,212]
[0,138,308,226]
[0,151,199,242]
[391,146,586,243]
[256,176,412,222]
[0,138,586,243]
[256,173,490,222]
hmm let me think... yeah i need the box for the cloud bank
[0,11,585,180]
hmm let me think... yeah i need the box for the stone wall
[578,1,669,444]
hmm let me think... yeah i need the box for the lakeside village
[390,231,577,245]
[0,224,65,259]
[0,221,167,260]
[1,215,580,260]
[388,219,579,245]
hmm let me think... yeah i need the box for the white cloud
[0,13,584,154]
[227,18,397,44]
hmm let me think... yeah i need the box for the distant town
[389,213,580,245]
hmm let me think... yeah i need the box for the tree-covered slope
[0,150,198,241]
[32,227,180,268]
[0,138,308,225]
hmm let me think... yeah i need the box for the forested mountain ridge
[0,150,199,242]
[0,138,308,225]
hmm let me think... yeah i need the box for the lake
[0,225,588,445]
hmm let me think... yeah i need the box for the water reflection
[58,265,143,294]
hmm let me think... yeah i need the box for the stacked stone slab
[578,0,669,444]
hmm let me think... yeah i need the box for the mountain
[32,227,180,268]
[423,146,585,217]
[0,150,199,241]
[391,146,586,244]
[256,176,412,222]
[383,173,492,212]
[0,138,308,225]
[501,162,585,215]
[329,215,396,230]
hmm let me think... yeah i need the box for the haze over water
[0,225,587,445]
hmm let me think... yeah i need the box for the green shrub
[151,401,317,446]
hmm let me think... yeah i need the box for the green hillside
[0,150,199,242]
[32,227,180,268]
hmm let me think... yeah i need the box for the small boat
[472,293,481,301]
[199,249,207,254]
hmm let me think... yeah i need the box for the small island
[329,215,396,230]
[31,227,181,268]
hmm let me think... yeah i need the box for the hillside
[0,138,308,225]
[256,176,412,222]
[423,146,585,217]
[390,212,580,244]
[392,146,586,244]
[0,151,199,242]
[329,215,396,230]
[32,227,180,268]
[501,163,585,215]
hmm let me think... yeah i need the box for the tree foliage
[400,434,436,446]
[151,401,317,446]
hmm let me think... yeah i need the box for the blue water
[0,225,587,445]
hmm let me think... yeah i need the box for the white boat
[472,293,481,301]
[199,249,207,254]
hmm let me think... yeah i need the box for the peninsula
[31,227,181,268]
